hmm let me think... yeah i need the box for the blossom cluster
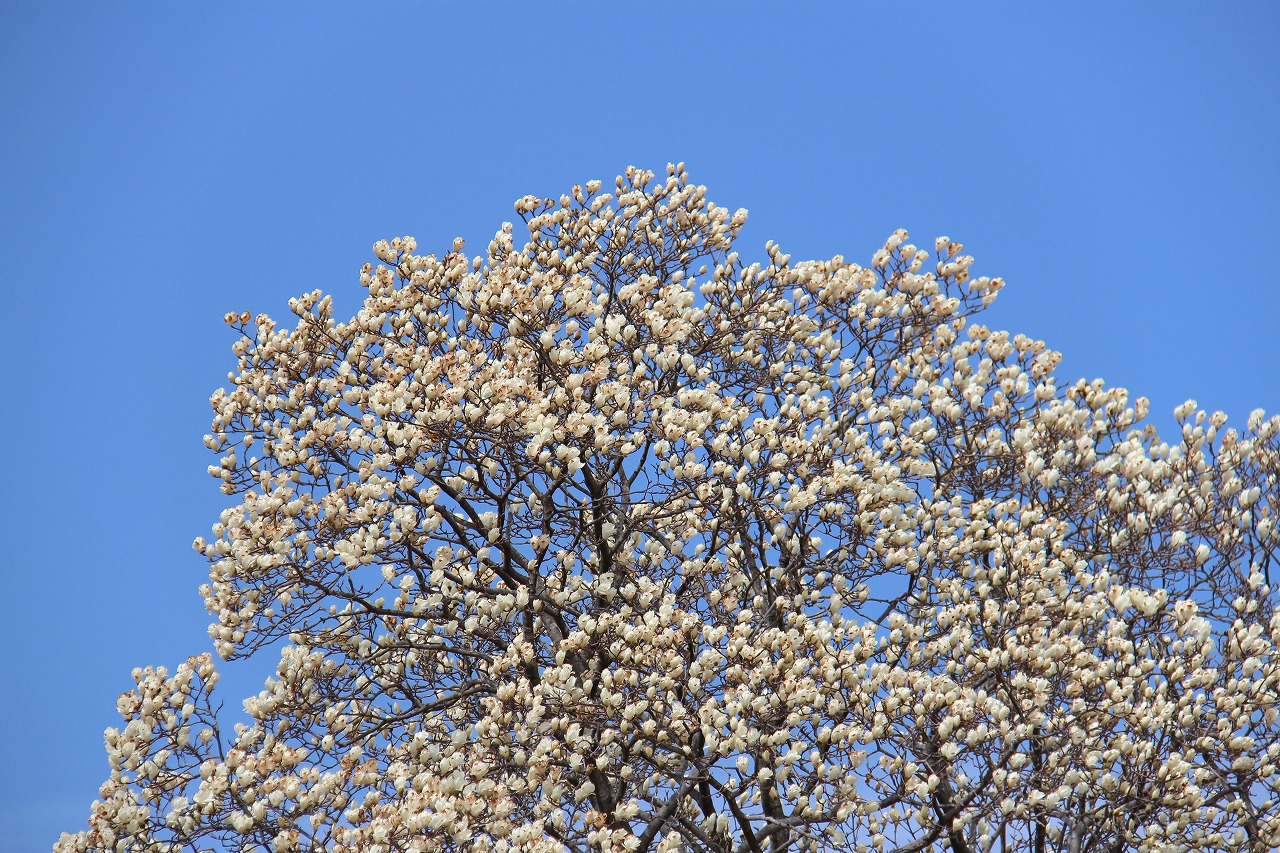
[59,166,1280,853]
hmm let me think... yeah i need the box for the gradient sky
[2,4,1278,851]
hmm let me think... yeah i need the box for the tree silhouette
[60,166,1280,853]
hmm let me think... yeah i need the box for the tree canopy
[60,166,1280,853]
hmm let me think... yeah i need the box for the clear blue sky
[2,4,1277,850]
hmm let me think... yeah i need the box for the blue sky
[2,4,1277,850]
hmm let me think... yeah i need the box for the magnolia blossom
[60,166,1280,853]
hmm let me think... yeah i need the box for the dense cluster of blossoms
[59,166,1280,853]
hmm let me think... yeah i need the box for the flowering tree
[59,166,1280,853]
